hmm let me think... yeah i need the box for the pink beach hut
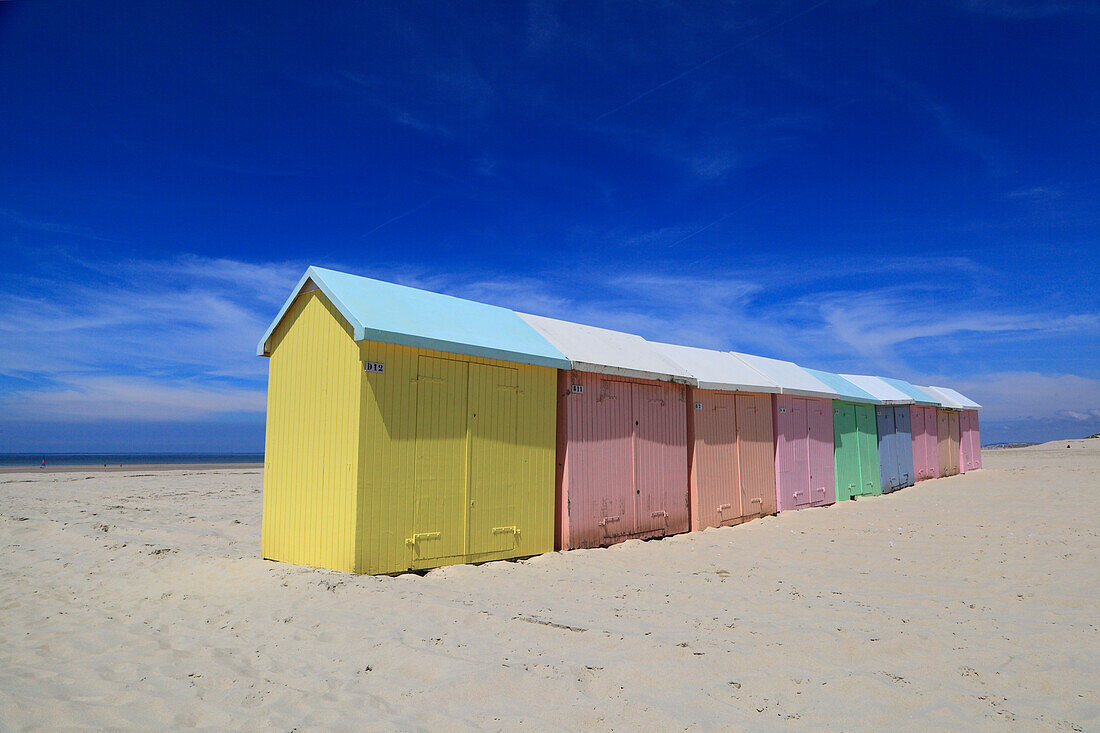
[926,386,983,472]
[518,313,694,550]
[730,352,841,512]
[650,341,782,530]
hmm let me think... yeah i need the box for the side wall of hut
[262,290,363,572]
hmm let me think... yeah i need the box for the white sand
[2,444,1097,730]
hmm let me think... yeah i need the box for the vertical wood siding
[687,390,776,530]
[958,409,982,472]
[910,406,939,481]
[689,390,740,529]
[877,406,902,493]
[948,411,961,476]
[262,291,361,572]
[736,394,778,519]
[894,406,915,488]
[558,372,689,549]
[967,411,983,470]
[262,291,558,575]
[832,402,860,502]
[774,395,835,511]
[855,404,882,497]
[356,342,557,574]
[936,409,960,477]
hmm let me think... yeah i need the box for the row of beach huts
[258,267,982,575]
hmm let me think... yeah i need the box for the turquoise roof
[879,377,939,406]
[803,368,881,404]
[257,267,572,369]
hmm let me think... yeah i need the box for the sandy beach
[1,443,1097,731]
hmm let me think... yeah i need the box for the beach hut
[517,313,694,550]
[840,375,916,493]
[929,387,982,472]
[880,378,940,482]
[922,387,971,475]
[257,267,571,574]
[803,369,882,502]
[650,342,781,530]
[731,352,840,512]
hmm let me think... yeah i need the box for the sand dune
[1,445,1097,730]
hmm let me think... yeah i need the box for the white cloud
[939,372,1100,422]
[0,376,267,421]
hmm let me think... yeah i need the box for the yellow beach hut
[257,266,571,574]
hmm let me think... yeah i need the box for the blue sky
[1,0,1098,451]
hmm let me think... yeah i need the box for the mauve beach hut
[731,352,840,512]
[930,386,983,471]
[517,313,694,550]
[257,267,570,574]
[650,342,781,529]
[880,378,941,482]
[802,369,883,502]
[840,375,916,493]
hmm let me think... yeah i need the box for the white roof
[839,375,914,405]
[920,386,963,410]
[730,352,839,399]
[650,342,781,393]
[929,386,981,410]
[518,313,693,383]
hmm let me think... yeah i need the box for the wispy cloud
[2,254,1097,433]
[0,376,266,422]
[1007,186,1062,200]
[595,0,834,121]
[956,1,1100,19]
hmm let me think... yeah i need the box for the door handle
[405,531,441,545]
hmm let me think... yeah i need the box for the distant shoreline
[0,462,263,475]
[0,454,264,474]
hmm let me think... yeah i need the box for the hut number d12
[364,361,385,374]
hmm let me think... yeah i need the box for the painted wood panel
[262,291,362,572]
[833,402,860,502]
[894,406,915,489]
[774,395,834,511]
[557,372,688,549]
[736,394,777,519]
[689,390,741,529]
[877,406,901,493]
[855,403,882,497]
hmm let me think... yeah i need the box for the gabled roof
[929,386,981,410]
[879,377,940,406]
[920,386,962,409]
[802,368,881,405]
[649,342,780,393]
[921,386,979,410]
[839,375,914,405]
[730,352,839,399]
[258,267,571,369]
[518,313,693,383]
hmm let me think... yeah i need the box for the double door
[692,391,776,528]
[410,356,521,563]
[936,410,961,476]
[775,396,834,511]
[833,402,880,501]
[877,406,912,493]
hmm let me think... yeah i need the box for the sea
[0,453,264,468]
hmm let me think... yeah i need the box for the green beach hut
[803,369,883,502]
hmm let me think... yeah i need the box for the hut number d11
[364,361,385,374]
